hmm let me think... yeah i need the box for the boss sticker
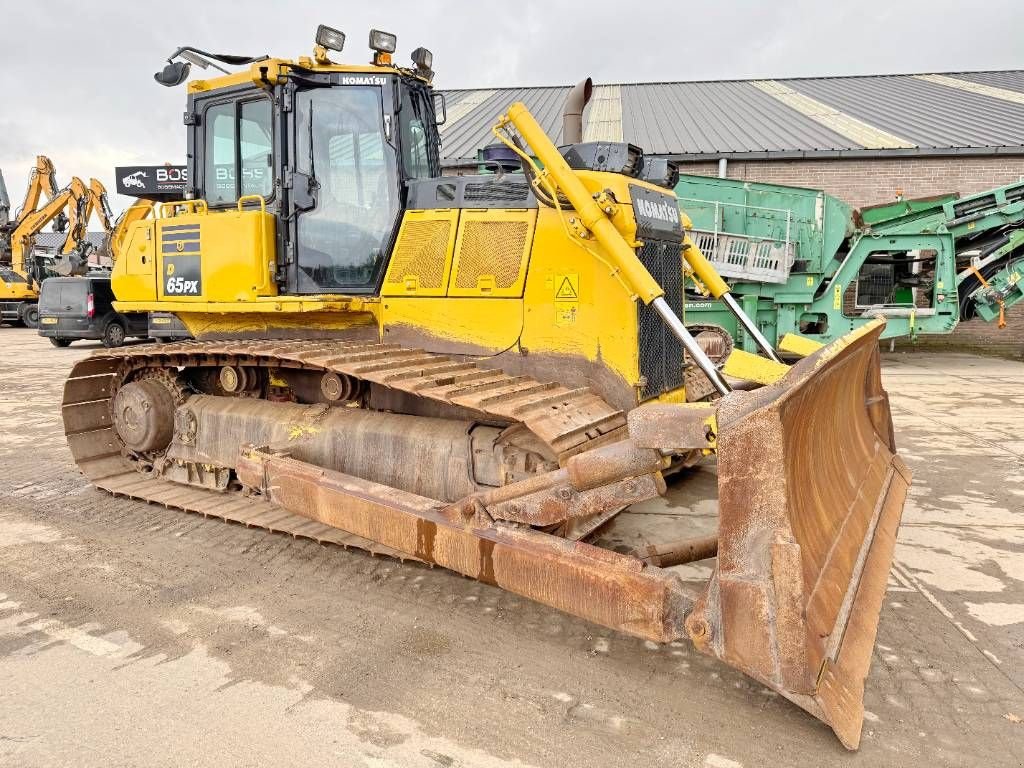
[164,256,202,296]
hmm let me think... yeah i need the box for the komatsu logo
[635,197,680,226]
[341,75,387,86]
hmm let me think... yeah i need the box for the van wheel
[102,321,126,348]
[49,338,72,348]
[21,304,39,328]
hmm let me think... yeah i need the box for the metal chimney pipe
[562,77,593,145]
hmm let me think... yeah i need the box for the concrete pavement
[0,329,1021,767]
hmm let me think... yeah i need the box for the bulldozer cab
[184,66,440,295]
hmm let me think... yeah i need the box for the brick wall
[677,155,1024,357]
[677,155,1024,209]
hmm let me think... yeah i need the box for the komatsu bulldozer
[62,27,910,749]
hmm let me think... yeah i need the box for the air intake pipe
[562,77,593,145]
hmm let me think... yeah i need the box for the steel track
[62,339,627,557]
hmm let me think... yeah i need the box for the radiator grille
[637,240,684,400]
[454,221,528,290]
[386,219,451,290]
[463,181,532,204]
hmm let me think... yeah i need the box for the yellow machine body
[113,171,684,409]
[66,38,910,749]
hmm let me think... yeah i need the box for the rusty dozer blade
[686,319,911,749]
[142,319,905,753]
[206,322,905,749]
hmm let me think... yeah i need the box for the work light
[411,47,433,71]
[316,24,346,53]
[369,29,397,53]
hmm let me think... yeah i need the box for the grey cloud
[1,0,1021,211]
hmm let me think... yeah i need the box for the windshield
[295,86,400,293]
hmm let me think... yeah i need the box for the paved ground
[0,327,1021,767]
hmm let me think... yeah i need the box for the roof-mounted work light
[316,25,346,52]
[411,47,433,72]
[369,29,397,65]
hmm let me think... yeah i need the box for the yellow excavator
[63,27,910,748]
[1,156,73,325]
[2,173,89,325]
[59,178,116,267]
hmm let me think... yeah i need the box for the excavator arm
[15,155,64,229]
[60,178,95,259]
[89,178,115,234]
[10,177,87,286]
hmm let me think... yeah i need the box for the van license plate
[41,317,58,325]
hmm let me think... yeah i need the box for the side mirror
[432,92,447,126]
[154,61,191,87]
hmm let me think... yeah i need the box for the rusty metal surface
[165,395,486,503]
[59,328,911,749]
[237,447,695,642]
[638,534,719,568]
[60,360,422,561]
[60,338,631,560]
[628,403,716,452]
[685,322,911,750]
[487,473,663,527]
[63,338,625,457]
[111,379,176,453]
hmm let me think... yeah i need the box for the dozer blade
[686,319,911,749]
[71,324,906,748]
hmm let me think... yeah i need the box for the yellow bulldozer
[62,26,910,748]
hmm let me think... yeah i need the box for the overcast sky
[2,0,1022,213]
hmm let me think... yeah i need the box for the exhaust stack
[562,77,593,145]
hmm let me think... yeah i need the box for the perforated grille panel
[637,240,684,400]
[385,219,452,290]
[453,221,529,290]
[463,182,532,204]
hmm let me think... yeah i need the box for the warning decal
[555,274,579,301]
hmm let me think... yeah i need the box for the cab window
[399,88,438,180]
[203,98,273,205]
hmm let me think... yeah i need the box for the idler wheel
[219,365,243,393]
[111,379,176,453]
[320,372,353,402]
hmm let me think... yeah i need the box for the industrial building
[440,69,1024,353]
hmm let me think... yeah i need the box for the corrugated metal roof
[954,71,1024,94]
[781,74,1024,150]
[438,70,1024,164]
[620,81,858,155]
[33,232,106,251]
[440,86,572,160]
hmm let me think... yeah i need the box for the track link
[62,340,627,556]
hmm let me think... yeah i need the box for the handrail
[159,199,208,218]
[237,194,267,213]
